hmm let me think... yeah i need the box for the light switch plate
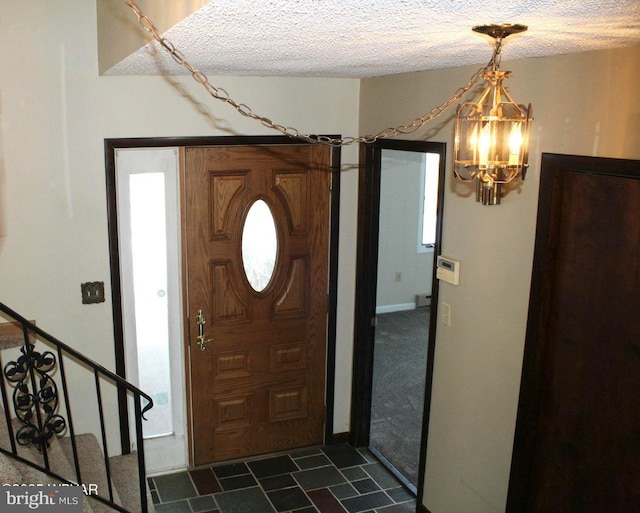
[81,281,105,304]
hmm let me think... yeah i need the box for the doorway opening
[352,139,446,497]
[105,136,341,471]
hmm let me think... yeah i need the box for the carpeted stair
[0,415,152,512]
[0,320,35,351]
[0,415,96,513]
[0,327,153,513]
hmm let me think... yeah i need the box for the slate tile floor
[149,445,416,513]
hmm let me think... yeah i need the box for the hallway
[149,445,415,513]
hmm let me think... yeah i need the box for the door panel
[185,145,330,465]
[507,154,640,512]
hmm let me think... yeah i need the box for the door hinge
[371,316,377,327]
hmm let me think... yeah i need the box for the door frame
[351,139,446,500]
[105,135,341,461]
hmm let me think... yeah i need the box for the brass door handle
[196,309,213,351]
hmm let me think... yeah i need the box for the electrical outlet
[395,272,402,282]
[441,302,451,326]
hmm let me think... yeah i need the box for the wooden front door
[507,154,640,512]
[185,145,331,465]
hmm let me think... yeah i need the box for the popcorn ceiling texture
[108,0,640,78]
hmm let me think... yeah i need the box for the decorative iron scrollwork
[3,343,66,449]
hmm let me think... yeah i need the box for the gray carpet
[370,308,430,487]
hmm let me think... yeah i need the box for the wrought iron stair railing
[0,301,153,513]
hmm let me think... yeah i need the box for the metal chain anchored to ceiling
[123,0,495,147]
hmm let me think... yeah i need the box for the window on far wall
[417,152,440,253]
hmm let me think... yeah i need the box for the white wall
[376,150,433,310]
[360,45,640,512]
[0,0,360,450]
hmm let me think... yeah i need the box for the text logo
[1,486,82,512]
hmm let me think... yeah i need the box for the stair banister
[0,301,154,513]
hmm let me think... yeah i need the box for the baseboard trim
[375,303,415,314]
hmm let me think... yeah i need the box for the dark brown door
[508,154,640,512]
[185,145,330,465]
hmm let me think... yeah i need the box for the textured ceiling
[107,0,640,78]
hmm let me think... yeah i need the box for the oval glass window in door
[242,199,278,292]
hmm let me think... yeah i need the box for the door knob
[196,309,213,351]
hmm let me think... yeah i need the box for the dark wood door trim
[105,135,341,455]
[507,153,640,511]
[351,139,446,503]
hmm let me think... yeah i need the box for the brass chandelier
[123,1,533,206]
[454,24,533,205]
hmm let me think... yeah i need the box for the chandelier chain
[124,0,491,147]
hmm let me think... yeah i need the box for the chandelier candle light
[454,24,533,205]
